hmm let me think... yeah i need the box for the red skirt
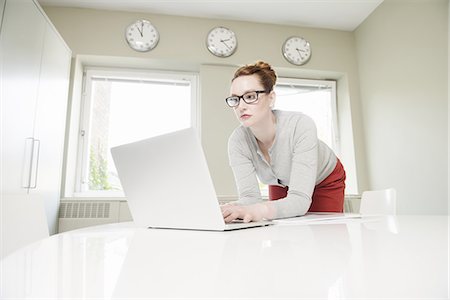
[268,159,346,213]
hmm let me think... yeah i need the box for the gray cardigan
[228,110,337,218]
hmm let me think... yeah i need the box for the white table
[1,215,448,299]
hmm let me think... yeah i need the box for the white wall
[355,0,448,214]
[43,6,365,197]
[0,0,5,28]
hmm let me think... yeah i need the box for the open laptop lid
[111,128,231,230]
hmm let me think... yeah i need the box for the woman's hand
[220,202,275,223]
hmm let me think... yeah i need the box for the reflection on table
[1,215,448,299]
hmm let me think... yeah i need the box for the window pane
[274,83,336,150]
[86,75,192,192]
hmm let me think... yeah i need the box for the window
[259,77,338,196]
[76,69,198,196]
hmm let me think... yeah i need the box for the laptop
[111,127,273,231]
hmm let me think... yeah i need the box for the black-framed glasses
[225,90,267,108]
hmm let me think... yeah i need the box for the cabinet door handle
[21,137,34,189]
[29,139,40,189]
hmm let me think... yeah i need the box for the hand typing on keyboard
[220,202,275,223]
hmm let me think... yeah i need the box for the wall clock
[282,36,312,65]
[125,19,159,52]
[206,26,237,57]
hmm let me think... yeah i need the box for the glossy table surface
[1,215,449,299]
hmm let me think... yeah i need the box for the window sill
[62,196,127,202]
[71,190,125,198]
[63,194,240,203]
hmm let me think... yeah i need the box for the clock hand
[296,48,307,59]
[220,39,232,50]
[135,24,143,37]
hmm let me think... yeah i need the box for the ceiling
[38,0,384,31]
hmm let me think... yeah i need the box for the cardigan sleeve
[227,129,263,205]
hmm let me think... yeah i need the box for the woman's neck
[251,111,277,148]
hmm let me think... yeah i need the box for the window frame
[74,67,199,197]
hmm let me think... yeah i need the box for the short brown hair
[232,61,277,92]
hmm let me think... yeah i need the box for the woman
[221,61,346,223]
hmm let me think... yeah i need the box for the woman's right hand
[220,202,274,223]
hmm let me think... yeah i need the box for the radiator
[58,200,132,233]
[344,194,362,213]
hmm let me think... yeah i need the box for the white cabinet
[1,0,71,243]
[32,18,72,235]
[1,0,45,195]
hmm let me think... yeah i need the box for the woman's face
[229,74,274,128]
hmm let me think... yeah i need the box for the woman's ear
[269,90,276,108]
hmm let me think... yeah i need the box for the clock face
[206,26,237,57]
[282,36,312,66]
[125,20,159,52]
